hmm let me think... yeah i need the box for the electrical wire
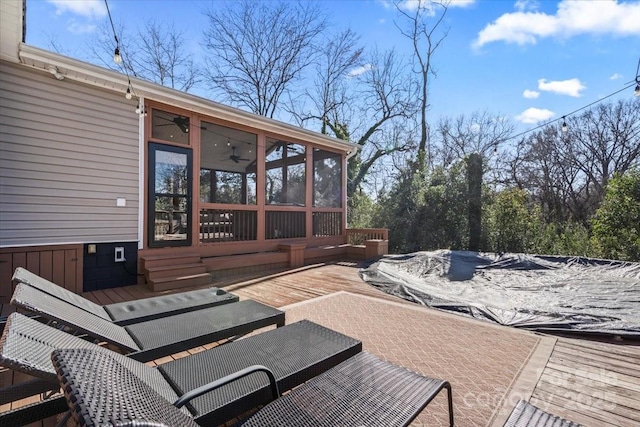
[104,0,142,110]
[505,81,637,144]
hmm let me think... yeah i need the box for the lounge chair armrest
[173,365,280,409]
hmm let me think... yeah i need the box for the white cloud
[609,73,623,80]
[67,21,97,35]
[449,0,476,7]
[538,78,585,97]
[47,0,107,19]
[515,0,538,12]
[515,107,555,124]
[399,0,475,13]
[348,64,373,77]
[473,0,640,49]
[523,89,540,99]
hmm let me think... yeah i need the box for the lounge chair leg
[444,382,454,426]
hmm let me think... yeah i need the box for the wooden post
[279,243,306,268]
[467,153,483,252]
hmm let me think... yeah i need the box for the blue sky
[25,0,640,134]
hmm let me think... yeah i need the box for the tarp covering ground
[360,250,640,338]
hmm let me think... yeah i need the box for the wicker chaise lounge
[51,347,454,427]
[11,283,284,361]
[12,267,239,325]
[1,313,362,426]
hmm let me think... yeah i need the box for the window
[265,139,306,206]
[151,109,190,145]
[200,122,257,205]
[313,149,342,208]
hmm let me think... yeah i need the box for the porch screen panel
[313,149,342,208]
[151,110,190,145]
[265,139,306,206]
[200,122,257,205]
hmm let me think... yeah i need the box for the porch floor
[2,261,639,426]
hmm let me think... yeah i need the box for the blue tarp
[360,250,640,339]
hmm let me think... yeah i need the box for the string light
[561,116,567,133]
[135,99,147,116]
[104,0,145,112]
[113,46,122,64]
[503,81,637,144]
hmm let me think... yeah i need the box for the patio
[2,261,639,426]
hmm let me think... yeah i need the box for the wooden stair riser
[145,264,208,281]
[142,254,202,270]
[147,273,213,292]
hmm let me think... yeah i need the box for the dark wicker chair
[11,283,284,361]
[1,313,361,426]
[51,347,454,427]
[504,400,582,426]
[12,267,239,325]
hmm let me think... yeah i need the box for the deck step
[146,263,208,280]
[142,253,202,269]
[147,273,213,292]
[141,253,212,292]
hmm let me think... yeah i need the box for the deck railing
[200,209,257,242]
[346,228,389,245]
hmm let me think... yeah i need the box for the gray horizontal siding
[0,61,140,246]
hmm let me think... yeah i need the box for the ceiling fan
[156,115,189,133]
[229,147,250,163]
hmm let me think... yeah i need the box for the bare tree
[302,29,363,134]
[568,99,640,195]
[436,111,514,165]
[508,99,640,224]
[395,0,449,168]
[346,48,419,196]
[202,0,327,118]
[90,20,200,92]
[130,21,200,92]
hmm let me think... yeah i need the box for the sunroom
[147,106,344,249]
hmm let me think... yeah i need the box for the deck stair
[141,253,212,292]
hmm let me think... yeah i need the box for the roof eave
[17,43,359,155]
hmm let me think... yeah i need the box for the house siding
[0,61,140,246]
[0,0,22,63]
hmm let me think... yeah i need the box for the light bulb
[561,117,567,133]
[113,47,122,64]
[634,84,640,97]
[125,87,132,100]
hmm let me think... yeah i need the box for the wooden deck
[2,261,639,426]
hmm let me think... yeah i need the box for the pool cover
[360,250,640,339]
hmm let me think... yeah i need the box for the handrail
[346,228,389,245]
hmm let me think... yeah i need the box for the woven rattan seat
[52,347,453,427]
[11,283,284,361]
[1,313,361,426]
[504,400,582,427]
[13,267,238,325]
